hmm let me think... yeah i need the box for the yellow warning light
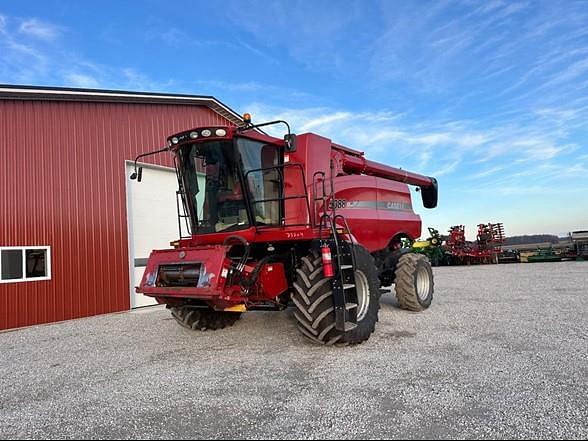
[243,113,252,124]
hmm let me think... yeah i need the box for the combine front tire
[169,306,241,331]
[292,246,381,346]
[394,253,434,311]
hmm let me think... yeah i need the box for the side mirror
[420,178,438,209]
[284,134,297,153]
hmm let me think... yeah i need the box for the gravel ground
[0,262,587,440]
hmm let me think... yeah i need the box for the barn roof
[0,84,244,126]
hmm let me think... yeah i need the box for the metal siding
[0,100,230,330]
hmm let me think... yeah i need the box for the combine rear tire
[292,246,381,346]
[394,253,434,311]
[169,306,241,331]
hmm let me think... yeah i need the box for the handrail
[243,162,313,228]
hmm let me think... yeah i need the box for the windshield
[237,137,282,227]
[177,138,282,234]
[179,141,248,233]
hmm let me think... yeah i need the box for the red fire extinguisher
[321,242,334,278]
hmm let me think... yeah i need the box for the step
[343,284,356,290]
[345,303,358,310]
[343,322,358,332]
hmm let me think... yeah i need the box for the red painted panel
[0,99,231,330]
[334,175,421,252]
[335,175,382,252]
[376,178,422,243]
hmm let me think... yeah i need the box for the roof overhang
[0,84,244,126]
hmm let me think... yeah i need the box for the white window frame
[0,246,52,284]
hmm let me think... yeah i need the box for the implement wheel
[291,246,381,346]
[168,306,241,331]
[394,253,434,311]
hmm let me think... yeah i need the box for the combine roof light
[171,137,179,144]
[189,131,198,139]
[215,128,227,137]
[201,129,212,137]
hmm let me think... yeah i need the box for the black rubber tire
[394,253,434,311]
[291,245,381,346]
[169,306,241,331]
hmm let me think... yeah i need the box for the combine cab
[130,115,439,345]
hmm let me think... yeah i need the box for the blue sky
[1,0,587,238]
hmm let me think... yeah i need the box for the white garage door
[126,163,181,308]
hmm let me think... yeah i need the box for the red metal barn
[0,85,242,330]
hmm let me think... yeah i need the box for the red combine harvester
[446,223,504,264]
[130,116,438,345]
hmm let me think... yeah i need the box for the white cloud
[535,107,583,123]
[158,28,188,47]
[246,97,587,190]
[64,73,100,88]
[431,160,460,177]
[118,68,175,91]
[476,0,506,14]
[238,41,280,65]
[493,186,555,196]
[224,0,363,72]
[0,18,50,81]
[567,164,588,174]
[0,13,172,94]
[18,19,61,40]
[418,150,432,169]
[467,166,506,180]
[499,138,578,163]
[542,58,588,88]
[299,112,352,131]
[6,39,45,62]
[494,1,529,19]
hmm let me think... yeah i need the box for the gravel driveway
[1,262,586,439]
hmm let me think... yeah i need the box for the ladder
[328,221,359,332]
[314,160,360,332]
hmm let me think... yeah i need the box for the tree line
[504,235,561,245]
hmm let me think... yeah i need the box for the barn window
[0,247,51,283]
[1,249,22,280]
